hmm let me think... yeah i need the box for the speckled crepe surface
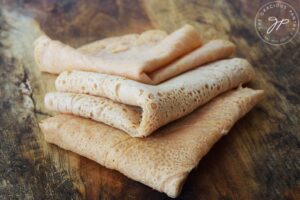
[45,58,254,137]
[40,88,264,198]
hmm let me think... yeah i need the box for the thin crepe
[40,88,264,198]
[45,58,254,137]
[34,24,235,84]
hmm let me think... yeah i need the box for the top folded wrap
[34,24,235,84]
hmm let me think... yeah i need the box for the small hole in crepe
[151,103,157,109]
[148,93,154,99]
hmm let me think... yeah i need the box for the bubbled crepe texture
[41,88,264,198]
[45,58,254,137]
[37,25,263,198]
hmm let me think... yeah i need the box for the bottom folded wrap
[40,87,263,198]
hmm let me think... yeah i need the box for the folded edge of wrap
[34,24,202,83]
[148,39,235,84]
[45,58,255,137]
[40,87,264,198]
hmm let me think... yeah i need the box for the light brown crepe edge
[40,88,264,197]
[50,58,255,137]
[34,24,202,84]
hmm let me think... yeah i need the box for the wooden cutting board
[0,0,299,199]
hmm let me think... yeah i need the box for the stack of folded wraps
[35,25,263,198]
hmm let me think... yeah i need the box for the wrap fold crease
[41,88,264,198]
[45,58,254,137]
[34,24,235,84]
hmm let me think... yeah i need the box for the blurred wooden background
[0,0,299,199]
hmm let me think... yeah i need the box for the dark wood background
[0,0,299,199]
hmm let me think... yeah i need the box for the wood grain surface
[0,0,299,199]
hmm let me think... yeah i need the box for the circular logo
[255,1,299,45]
